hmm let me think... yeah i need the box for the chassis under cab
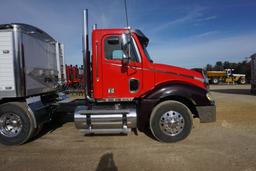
[74,100,197,143]
[74,86,215,143]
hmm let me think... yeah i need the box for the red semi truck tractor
[0,10,215,145]
[74,10,216,142]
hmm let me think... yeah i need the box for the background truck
[207,69,246,84]
[251,54,256,94]
[0,10,216,145]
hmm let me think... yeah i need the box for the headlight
[194,75,209,89]
[192,69,210,89]
[206,92,214,102]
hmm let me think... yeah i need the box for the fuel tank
[74,105,137,134]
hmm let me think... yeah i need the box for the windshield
[142,44,153,63]
[132,29,153,63]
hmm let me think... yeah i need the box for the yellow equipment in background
[207,69,246,84]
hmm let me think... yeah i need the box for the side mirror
[121,33,131,65]
[122,54,129,66]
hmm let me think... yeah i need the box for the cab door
[101,34,142,99]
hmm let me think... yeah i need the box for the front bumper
[196,105,216,123]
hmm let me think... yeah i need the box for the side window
[104,35,139,62]
[104,36,123,60]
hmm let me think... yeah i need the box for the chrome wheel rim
[0,113,22,137]
[159,110,185,136]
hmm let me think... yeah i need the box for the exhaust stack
[82,9,94,102]
[93,24,97,30]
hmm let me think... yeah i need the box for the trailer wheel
[0,103,35,145]
[212,77,219,84]
[239,78,246,84]
[150,100,192,143]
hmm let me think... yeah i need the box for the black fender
[138,81,212,131]
[144,82,211,106]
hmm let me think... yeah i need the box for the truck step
[81,126,130,134]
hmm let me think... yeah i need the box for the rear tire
[0,103,35,145]
[239,78,246,84]
[150,100,193,143]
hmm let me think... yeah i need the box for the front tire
[212,77,219,84]
[150,100,193,143]
[0,103,35,145]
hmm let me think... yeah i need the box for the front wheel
[150,100,193,143]
[212,77,219,84]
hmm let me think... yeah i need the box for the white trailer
[0,23,62,145]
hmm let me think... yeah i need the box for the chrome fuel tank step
[74,105,137,134]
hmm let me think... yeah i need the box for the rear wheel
[0,103,35,145]
[150,100,193,143]
[239,78,246,84]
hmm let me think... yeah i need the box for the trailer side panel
[0,31,16,99]
[22,33,58,96]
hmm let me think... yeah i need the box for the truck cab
[74,11,216,143]
[91,29,206,100]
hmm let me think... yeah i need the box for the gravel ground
[0,85,256,171]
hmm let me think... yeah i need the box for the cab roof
[93,28,149,46]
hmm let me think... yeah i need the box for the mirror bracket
[121,32,132,65]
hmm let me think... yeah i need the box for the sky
[0,0,256,68]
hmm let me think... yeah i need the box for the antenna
[124,0,129,27]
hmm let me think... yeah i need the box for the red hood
[151,63,205,88]
[153,63,203,78]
